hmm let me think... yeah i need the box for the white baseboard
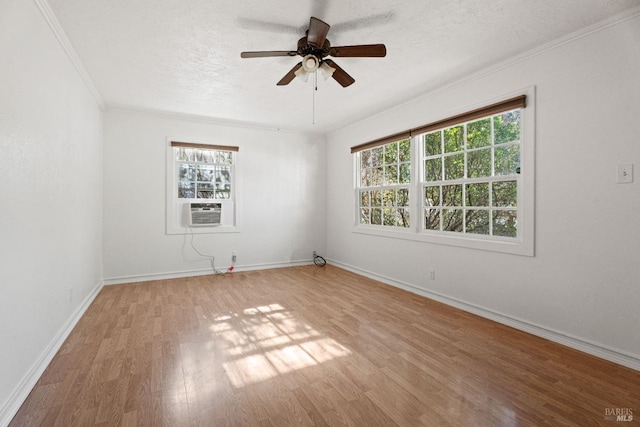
[329,259,640,372]
[0,280,104,427]
[103,259,314,285]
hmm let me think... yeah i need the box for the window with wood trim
[351,93,534,255]
[166,141,240,233]
[356,138,411,228]
[421,108,522,237]
[174,144,235,200]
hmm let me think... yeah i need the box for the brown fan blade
[323,59,355,87]
[307,17,330,48]
[277,62,303,86]
[328,44,387,57]
[241,51,298,58]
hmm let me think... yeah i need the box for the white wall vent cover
[189,202,222,226]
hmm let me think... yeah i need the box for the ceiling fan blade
[307,17,330,48]
[277,62,303,85]
[241,51,298,58]
[323,59,355,87]
[328,44,387,57]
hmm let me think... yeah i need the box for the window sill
[166,225,241,235]
[352,225,533,256]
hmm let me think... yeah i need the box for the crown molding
[329,5,640,139]
[33,0,106,110]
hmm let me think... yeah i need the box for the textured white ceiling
[48,0,639,134]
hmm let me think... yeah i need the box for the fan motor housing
[297,37,330,58]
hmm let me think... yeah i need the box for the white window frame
[165,138,242,235]
[353,88,535,256]
[355,139,413,231]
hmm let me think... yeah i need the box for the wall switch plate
[617,164,633,183]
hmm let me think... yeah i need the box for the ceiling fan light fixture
[294,66,310,82]
[301,54,319,73]
[319,61,336,80]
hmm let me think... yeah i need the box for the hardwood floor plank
[8,265,640,426]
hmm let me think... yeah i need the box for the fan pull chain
[312,72,317,124]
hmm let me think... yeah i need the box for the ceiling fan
[240,17,386,87]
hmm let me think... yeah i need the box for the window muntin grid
[421,109,521,238]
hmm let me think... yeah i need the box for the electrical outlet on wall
[429,269,436,280]
[231,251,237,263]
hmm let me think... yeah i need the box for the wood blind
[171,141,239,152]
[350,95,526,153]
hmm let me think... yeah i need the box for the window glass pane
[371,208,382,225]
[494,110,521,144]
[444,153,464,180]
[360,168,371,187]
[383,208,397,226]
[493,181,517,207]
[384,142,398,164]
[372,167,383,186]
[382,189,395,207]
[178,148,195,162]
[370,190,381,207]
[466,182,489,207]
[396,188,409,207]
[197,150,214,163]
[425,186,440,206]
[384,165,398,185]
[360,150,371,169]
[424,158,442,182]
[371,147,383,167]
[444,126,464,153]
[466,210,490,235]
[494,145,520,176]
[399,163,411,184]
[442,184,462,206]
[424,132,442,156]
[360,208,370,224]
[443,209,463,232]
[197,165,214,181]
[179,164,196,181]
[360,190,370,207]
[215,166,231,191]
[398,139,411,161]
[493,210,517,237]
[178,182,195,198]
[216,151,234,164]
[467,148,491,178]
[397,209,410,228]
[197,183,214,199]
[467,118,491,149]
[425,209,440,230]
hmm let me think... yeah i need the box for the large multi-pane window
[175,147,234,200]
[356,139,411,228]
[421,109,521,238]
[351,94,533,254]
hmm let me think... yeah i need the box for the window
[356,139,411,228]
[421,108,521,238]
[166,140,240,234]
[176,146,234,200]
[351,92,534,255]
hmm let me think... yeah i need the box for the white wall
[326,14,640,366]
[103,111,327,282]
[0,0,104,422]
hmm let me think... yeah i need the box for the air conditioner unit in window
[189,202,222,226]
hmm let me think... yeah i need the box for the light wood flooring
[10,265,640,426]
